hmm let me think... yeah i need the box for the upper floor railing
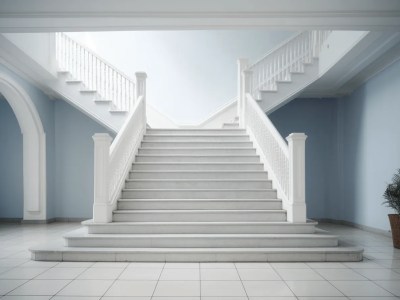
[246,31,331,98]
[56,32,135,112]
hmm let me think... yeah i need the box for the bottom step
[30,244,363,262]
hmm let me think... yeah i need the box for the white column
[286,133,308,223]
[240,69,253,127]
[93,133,112,223]
[237,58,249,119]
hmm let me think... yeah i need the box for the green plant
[383,169,400,215]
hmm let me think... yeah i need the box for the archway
[0,73,46,221]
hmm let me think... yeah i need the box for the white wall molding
[0,0,399,32]
[0,72,47,220]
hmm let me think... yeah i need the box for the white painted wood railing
[56,32,135,112]
[244,93,307,222]
[92,73,147,223]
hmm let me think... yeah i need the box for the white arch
[0,72,46,221]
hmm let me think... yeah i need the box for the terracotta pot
[388,214,400,249]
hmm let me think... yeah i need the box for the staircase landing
[30,128,363,262]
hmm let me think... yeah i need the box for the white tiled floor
[0,222,400,299]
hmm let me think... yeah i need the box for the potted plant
[383,169,400,248]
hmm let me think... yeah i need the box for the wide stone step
[135,155,260,163]
[143,134,250,142]
[124,179,272,189]
[31,245,364,262]
[113,209,286,222]
[147,129,246,135]
[141,141,253,148]
[131,162,264,171]
[64,229,339,248]
[129,170,269,180]
[117,199,281,210]
[121,189,277,199]
[138,147,257,155]
[83,220,317,234]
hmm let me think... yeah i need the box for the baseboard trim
[316,218,392,238]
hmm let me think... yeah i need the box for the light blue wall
[269,98,340,219]
[271,60,400,231]
[0,97,23,218]
[0,64,112,220]
[339,59,400,231]
[54,100,113,219]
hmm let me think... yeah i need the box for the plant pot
[388,214,400,248]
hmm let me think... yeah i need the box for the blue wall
[0,64,112,220]
[271,60,400,231]
[0,97,23,218]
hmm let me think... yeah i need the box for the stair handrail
[92,73,147,223]
[243,93,307,223]
[55,32,135,112]
[245,30,331,99]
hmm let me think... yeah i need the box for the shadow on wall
[0,95,23,219]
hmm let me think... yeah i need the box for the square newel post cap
[135,72,147,79]
[92,133,113,143]
[286,133,308,142]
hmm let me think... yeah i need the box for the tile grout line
[99,261,130,298]
[150,261,166,299]
[234,262,250,300]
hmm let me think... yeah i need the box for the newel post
[237,59,249,127]
[93,133,113,223]
[135,72,147,102]
[286,133,308,223]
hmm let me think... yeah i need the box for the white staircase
[31,128,363,262]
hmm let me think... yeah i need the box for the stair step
[222,123,239,128]
[135,155,260,163]
[83,220,317,234]
[113,209,286,222]
[141,141,253,148]
[31,244,364,262]
[138,147,257,155]
[64,229,338,248]
[129,170,269,180]
[147,129,246,135]
[131,162,264,171]
[80,90,97,94]
[124,179,272,189]
[143,134,250,142]
[65,80,83,84]
[117,198,281,210]
[121,189,277,199]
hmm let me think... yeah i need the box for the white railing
[246,30,331,98]
[92,74,147,223]
[244,94,307,223]
[55,32,135,112]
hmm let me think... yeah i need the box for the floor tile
[203,297,248,300]
[164,263,199,269]
[307,262,347,269]
[243,280,293,297]
[353,268,400,280]
[9,280,70,296]
[57,279,113,296]
[1,296,52,300]
[235,262,271,269]
[297,297,347,300]
[285,281,343,297]
[153,281,200,296]
[128,262,164,269]
[55,262,94,268]
[0,267,48,279]
[237,268,281,280]
[277,268,324,280]
[0,279,27,295]
[104,280,157,297]
[348,297,400,300]
[375,280,400,296]
[36,267,86,279]
[271,263,310,269]
[152,298,198,300]
[201,280,246,297]
[330,280,393,297]
[19,261,59,268]
[201,268,240,280]
[160,268,200,280]
[343,261,385,269]
[200,263,236,269]
[248,297,297,300]
[118,268,162,280]
[53,297,100,300]
[77,267,123,280]
[91,262,128,268]
[316,268,368,280]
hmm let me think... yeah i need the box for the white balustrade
[244,94,307,222]
[245,30,331,98]
[55,32,135,112]
[92,74,147,223]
